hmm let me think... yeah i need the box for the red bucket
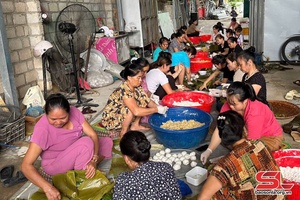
[190,57,212,73]
[162,91,215,113]
[188,36,201,44]
[199,34,212,42]
[273,149,300,200]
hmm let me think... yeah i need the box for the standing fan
[55,4,98,107]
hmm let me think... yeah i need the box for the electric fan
[55,4,98,107]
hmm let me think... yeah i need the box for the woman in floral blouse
[101,63,168,138]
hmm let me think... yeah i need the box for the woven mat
[92,120,120,139]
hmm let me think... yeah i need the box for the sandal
[82,106,97,114]
[0,165,14,182]
[282,123,300,134]
[282,123,293,134]
[3,171,27,187]
[285,89,300,100]
[293,80,300,86]
[282,123,300,142]
[291,131,300,143]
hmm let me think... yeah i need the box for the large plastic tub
[188,36,201,44]
[149,107,213,149]
[162,91,215,113]
[273,149,300,200]
[199,34,212,42]
[190,57,212,73]
[195,51,209,58]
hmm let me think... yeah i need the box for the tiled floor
[1,64,300,199]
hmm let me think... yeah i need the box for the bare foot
[130,124,151,131]
[108,130,119,138]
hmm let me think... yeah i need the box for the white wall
[263,0,300,61]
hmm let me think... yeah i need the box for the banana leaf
[112,139,122,156]
[30,170,114,200]
[30,190,70,200]
[108,157,131,177]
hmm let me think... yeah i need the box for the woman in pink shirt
[21,93,112,200]
[201,82,283,164]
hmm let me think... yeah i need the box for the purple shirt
[31,106,85,167]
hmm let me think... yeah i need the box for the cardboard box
[22,110,44,136]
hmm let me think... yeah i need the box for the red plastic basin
[273,149,300,200]
[190,57,212,73]
[188,36,201,44]
[162,91,215,113]
[199,34,212,42]
[195,51,209,58]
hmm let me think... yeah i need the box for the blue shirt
[171,51,190,68]
[153,47,168,62]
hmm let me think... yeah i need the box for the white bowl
[185,166,208,186]
[199,70,207,76]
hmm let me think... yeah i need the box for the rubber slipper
[285,92,294,100]
[286,89,300,98]
[3,171,27,187]
[288,90,298,95]
[0,165,14,182]
[282,123,293,134]
[82,106,97,114]
[294,92,300,98]
[293,80,300,86]
[290,131,300,143]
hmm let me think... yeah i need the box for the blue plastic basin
[149,107,212,149]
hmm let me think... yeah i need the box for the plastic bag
[80,49,108,73]
[22,85,46,108]
[104,59,124,80]
[87,70,114,88]
[29,170,114,200]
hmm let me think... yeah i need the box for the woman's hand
[44,185,61,200]
[200,148,213,165]
[178,63,184,72]
[85,160,97,179]
[200,83,207,91]
[214,80,221,86]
